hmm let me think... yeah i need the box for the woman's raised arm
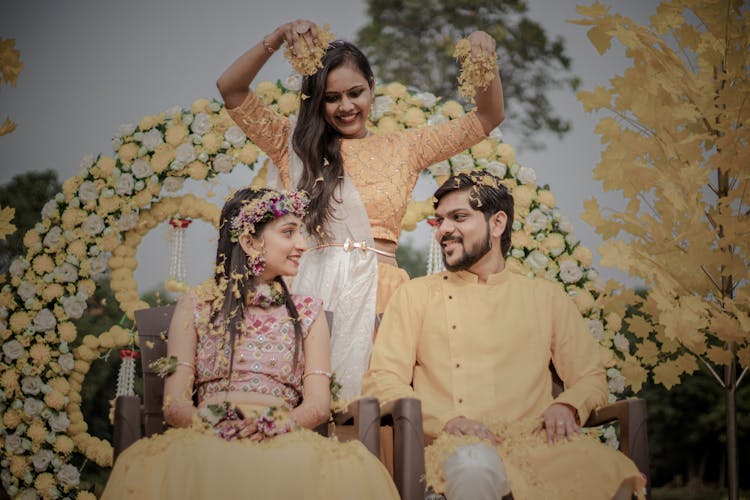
[216,19,320,109]
[466,30,505,135]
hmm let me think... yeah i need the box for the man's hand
[537,403,581,443]
[443,416,502,445]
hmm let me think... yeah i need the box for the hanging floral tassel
[116,349,139,397]
[166,217,192,292]
[426,219,446,275]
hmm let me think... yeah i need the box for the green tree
[396,235,428,279]
[0,170,61,273]
[356,0,578,148]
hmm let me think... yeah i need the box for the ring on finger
[295,23,310,34]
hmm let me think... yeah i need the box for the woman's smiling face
[322,63,373,139]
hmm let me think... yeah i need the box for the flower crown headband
[229,190,310,242]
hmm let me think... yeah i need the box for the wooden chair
[112,304,381,460]
[379,363,650,500]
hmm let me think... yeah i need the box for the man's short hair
[433,171,514,256]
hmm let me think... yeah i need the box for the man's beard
[441,226,492,272]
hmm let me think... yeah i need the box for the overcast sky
[0,0,658,294]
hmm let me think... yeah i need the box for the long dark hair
[211,187,304,375]
[292,40,374,241]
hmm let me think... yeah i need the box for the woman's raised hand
[277,19,320,57]
[466,30,497,61]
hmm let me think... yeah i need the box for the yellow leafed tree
[571,1,748,497]
[0,37,24,136]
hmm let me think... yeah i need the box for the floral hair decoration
[229,189,310,243]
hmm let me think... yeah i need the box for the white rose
[41,200,59,220]
[182,113,194,126]
[3,339,24,360]
[588,319,605,341]
[24,398,45,418]
[224,126,246,147]
[524,209,549,233]
[603,426,620,449]
[212,153,234,174]
[33,308,57,332]
[21,376,43,395]
[613,333,630,353]
[89,254,109,277]
[117,212,139,232]
[587,269,599,281]
[371,95,394,120]
[83,213,105,236]
[79,154,95,169]
[9,258,29,278]
[557,215,574,233]
[525,250,548,271]
[48,412,70,433]
[43,226,63,248]
[607,368,625,394]
[17,281,37,302]
[163,177,185,193]
[282,73,303,91]
[131,159,153,179]
[559,260,584,284]
[60,294,87,320]
[414,91,437,109]
[141,128,164,151]
[163,105,182,117]
[175,143,197,164]
[5,434,24,454]
[565,233,579,246]
[427,160,450,177]
[58,353,75,374]
[489,126,503,142]
[77,181,99,203]
[56,464,80,487]
[55,262,78,283]
[517,166,537,185]
[484,161,507,179]
[117,123,136,138]
[450,153,475,174]
[31,449,53,472]
[511,248,525,259]
[427,113,449,126]
[191,113,213,135]
[115,172,135,196]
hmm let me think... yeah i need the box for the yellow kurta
[362,268,645,499]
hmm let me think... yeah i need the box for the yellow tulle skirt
[103,414,399,499]
[424,418,646,500]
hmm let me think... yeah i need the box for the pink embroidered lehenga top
[192,294,323,408]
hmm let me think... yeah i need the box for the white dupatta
[266,124,378,400]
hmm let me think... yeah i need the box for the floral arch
[0,79,628,498]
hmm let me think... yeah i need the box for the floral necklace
[247,281,285,309]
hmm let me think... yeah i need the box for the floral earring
[246,240,266,276]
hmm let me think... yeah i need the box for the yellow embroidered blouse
[226,92,487,243]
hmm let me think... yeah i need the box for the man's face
[434,190,492,272]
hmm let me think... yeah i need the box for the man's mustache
[441,235,462,245]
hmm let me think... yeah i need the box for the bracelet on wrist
[262,35,277,55]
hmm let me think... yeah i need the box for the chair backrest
[134,304,176,437]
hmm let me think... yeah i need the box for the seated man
[362,172,645,499]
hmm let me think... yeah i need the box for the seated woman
[102,187,399,500]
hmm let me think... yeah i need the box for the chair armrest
[380,398,427,500]
[586,398,650,494]
[332,397,381,457]
[112,395,143,462]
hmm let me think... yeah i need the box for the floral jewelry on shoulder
[248,281,286,308]
[283,24,336,76]
[453,38,498,102]
[229,189,309,242]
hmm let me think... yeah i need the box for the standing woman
[217,20,504,399]
[102,187,399,499]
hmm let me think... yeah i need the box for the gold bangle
[262,36,277,55]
